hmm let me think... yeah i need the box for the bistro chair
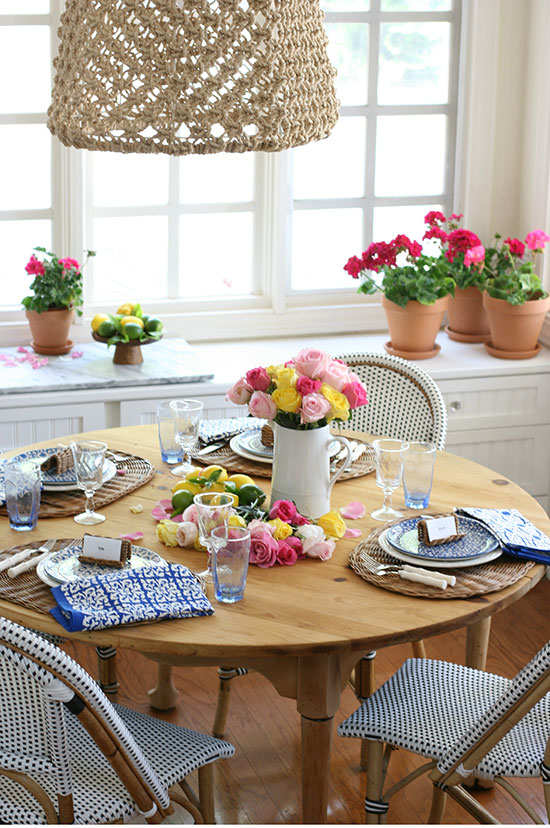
[338,644,550,823]
[0,617,234,824]
[211,351,449,742]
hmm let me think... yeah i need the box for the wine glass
[71,440,108,525]
[193,492,237,583]
[371,438,409,522]
[170,399,204,477]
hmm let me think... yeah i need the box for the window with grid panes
[0,0,461,337]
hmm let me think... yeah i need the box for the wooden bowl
[92,331,162,365]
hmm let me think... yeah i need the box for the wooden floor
[64,576,550,825]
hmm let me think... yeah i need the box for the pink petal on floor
[71,349,84,358]
[344,527,362,539]
[17,346,29,353]
[151,505,171,521]
[119,531,144,541]
[340,501,366,519]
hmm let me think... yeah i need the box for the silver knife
[195,441,226,456]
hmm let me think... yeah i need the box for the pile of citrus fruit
[91,302,164,344]
[170,465,267,519]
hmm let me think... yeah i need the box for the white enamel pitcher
[270,423,352,519]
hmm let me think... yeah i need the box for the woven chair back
[0,617,169,819]
[48,0,339,155]
[336,351,447,449]
[437,641,550,777]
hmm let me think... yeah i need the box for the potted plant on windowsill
[344,234,455,359]
[423,211,490,342]
[481,230,550,359]
[22,247,95,355]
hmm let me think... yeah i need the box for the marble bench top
[0,339,214,395]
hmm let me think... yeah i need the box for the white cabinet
[119,393,247,426]
[0,402,105,454]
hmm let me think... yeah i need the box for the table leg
[466,617,491,670]
[148,662,180,710]
[301,715,334,824]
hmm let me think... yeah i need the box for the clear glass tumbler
[211,526,251,603]
[5,458,41,531]
[170,399,204,477]
[157,401,183,465]
[193,491,237,583]
[402,441,437,509]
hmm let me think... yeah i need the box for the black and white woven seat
[338,645,550,823]
[0,617,235,824]
[334,351,447,449]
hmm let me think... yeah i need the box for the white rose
[176,521,198,547]
[296,523,325,553]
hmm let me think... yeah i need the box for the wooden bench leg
[96,646,119,698]
[212,666,249,738]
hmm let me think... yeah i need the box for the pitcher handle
[327,435,352,495]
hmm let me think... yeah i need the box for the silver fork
[7,538,57,578]
[359,551,453,589]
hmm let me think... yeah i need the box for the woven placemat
[349,526,534,599]
[190,439,376,480]
[0,451,155,519]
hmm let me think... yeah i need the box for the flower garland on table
[153,498,354,568]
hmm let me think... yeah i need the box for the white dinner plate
[229,434,273,464]
[378,528,502,569]
[42,459,117,492]
[42,540,167,584]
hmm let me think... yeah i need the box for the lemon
[185,468,203,482]
[171,480,202,497]
[91,313,110,332]
[228,513,247,528]
[227,473,255,488]
[201,481,225,493]
[199,465,228,483]
[211,492,239,507]
[117,302,136,316]
[120,315,144,328]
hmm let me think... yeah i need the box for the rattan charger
[349,526,534,599]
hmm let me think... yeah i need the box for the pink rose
[292,512,310,526]
[245,366,271,392]
[249,527,278,568]
[300,392,332,424]
[319,360,351,392]
[464,245,485,267]
[176,521,198,547]
[285,535,305,558]
[25,255,45,276]
[305,539,335,561]
[525,229,550,251]
[296,376,322,396]
[293,348,330,380]
[181,504,199,525]
[276,539,299,566]
[58,257,80,272]
[248,390,277,420]
[342,380,368,409]
[268,499,297,523]
[248,518,274,535]
[226,377,252,405]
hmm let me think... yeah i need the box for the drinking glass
[193,492,237,583]
[170,399,204,477]
[157,401,183,465]
[371,438,409,522]
[4,458,41,531]
[210,526,251,603]
[71,440,108,525]
[402,441,437,509]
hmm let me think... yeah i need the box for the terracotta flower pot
[25,307,75,355]
[482,292,550,359]
[382,294,449,360]
[446,286,490,342]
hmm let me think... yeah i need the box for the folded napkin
[456,507,550,565]
[50,563,213,632]
[199,417,265,444]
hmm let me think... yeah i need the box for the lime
[171,489,195,514]
[145,317,163,333]
[237,484,266,506]
[91,313,110,332]
[97,319,116,338]
[123,323,142,340]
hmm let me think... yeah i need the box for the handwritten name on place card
[424,515,458,543]
[82,535,122,562]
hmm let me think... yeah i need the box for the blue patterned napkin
[456,507,550,565]
[199,417,265,444]
[50,563,214,632]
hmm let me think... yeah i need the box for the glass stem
[85,489,95,515]
[382,489,393,511]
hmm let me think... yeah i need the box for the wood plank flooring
[64,576,550,824]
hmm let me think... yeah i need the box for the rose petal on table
[151,505,171,521]
[158,499,173,510]
[340,501,366,519]
[116,468,126,475]
[119,531,144,541]
[344,527,362,539]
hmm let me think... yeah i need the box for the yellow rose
[275,366,298,388]
[156,519,180,547]
[194,536,208,551]
[266,364,280,379]
[320,383,350,421]
[317,510,347,539]
[229,513,248,529]
[272,386,302,413]
[267,518,293,540]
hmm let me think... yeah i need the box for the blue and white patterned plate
[43,540,166,584]
[385,515,500,561]
[233,429,274,459]
[9,448,116,491]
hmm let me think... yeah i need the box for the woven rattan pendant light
[47,0,339,155]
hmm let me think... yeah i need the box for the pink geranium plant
[483,230,550,305]
[22,247,95,316]
[227,348,368,431]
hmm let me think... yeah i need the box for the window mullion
[364,0,380,249]
[168,157,179,298]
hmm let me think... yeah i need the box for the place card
[79,534,131,567]
[418,515,464,546]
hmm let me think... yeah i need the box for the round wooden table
[0,425,547,824]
